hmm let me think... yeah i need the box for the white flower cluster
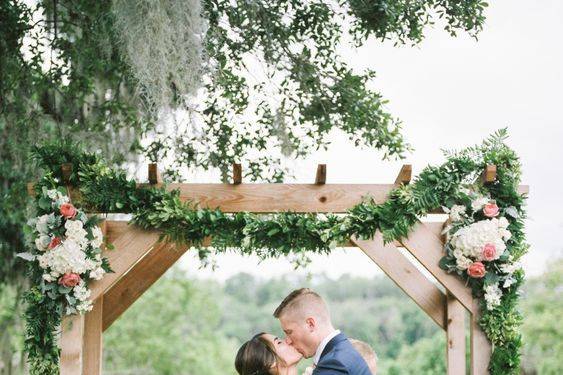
[25,188,107,315]
[450,217,511,266]
[444,191,521,311]
[484,283,502,310]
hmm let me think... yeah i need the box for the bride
[235,332,303,375]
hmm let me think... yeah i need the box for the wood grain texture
[89,227,161,301]
[352,233,447,330]
[446,292,466,375]
[60,313,84,375]
[470,299,492,375]
[83,297,103,375]
[102,241,188,331]
[400,223,477,314]
[394,164,412,185]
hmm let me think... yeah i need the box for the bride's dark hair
[235,332,280,375]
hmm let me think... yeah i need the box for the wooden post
[60,313,85,375]
[394,164,412,185]
[315,164,326,185]
[446,293,466,374]
[232,163,242,185]
[148,163,162,185]
[83,297,103,375]
[470,300,491,375]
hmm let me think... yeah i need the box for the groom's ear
[305,317,316,331]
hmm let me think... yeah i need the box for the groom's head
[273,288,334,358]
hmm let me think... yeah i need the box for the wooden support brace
[61,163,73,184]
[351,233,446,330]
[148,163,162,184]
[102,241,188,331]
[400,223,477,314]
[89,227,161,301]
[315,164,326,185]
[446,292,466,375]
[394,164,412,185]
[232,163,242,185]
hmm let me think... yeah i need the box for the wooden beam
[61,163,73,184]
[232,163,242,185]
[315,164,326,185]
[351,234,446,329]
[400,223,477,314]
[102,241,188,331]
[394,164,412,185]
[89,227,161,301]
[470,300,491,375]
[27,182,530,212]
[148,163,162,184]
[60,313,85,375]
[446,293,466,375]
[83,297,103,375]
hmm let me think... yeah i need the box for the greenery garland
[23,129,527,374]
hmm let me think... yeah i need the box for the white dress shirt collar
[313,329,341,365]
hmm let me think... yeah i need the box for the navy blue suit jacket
[312,333,372,375]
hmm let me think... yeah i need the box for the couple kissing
[235,288,377,375]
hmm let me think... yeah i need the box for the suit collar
[319,332,347,361]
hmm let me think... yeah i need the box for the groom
[274,288,372,375]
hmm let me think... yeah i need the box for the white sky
[177,0,563,281]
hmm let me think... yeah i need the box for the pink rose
[467,262,486,278]
[60,203,77,219]
[481,243,497,261]
[58,273,81,288]
[483,202,499,218]
[48,237,62,250]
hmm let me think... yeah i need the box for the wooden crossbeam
[89,227,161,301]
[400,223,477,314]
[315,164,327,184]
[446,292,466,374]
[351,234,446,329]
[394,164,412,185]
[102,241,188,331]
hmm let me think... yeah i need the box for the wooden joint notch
[315,164,326,185]
[232,163,242,185]
[148,163,162,185]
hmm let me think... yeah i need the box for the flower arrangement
[19,187,109,315]
[441,191,523,311]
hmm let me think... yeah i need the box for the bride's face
[262,333,303,367]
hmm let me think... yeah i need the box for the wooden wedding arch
[41,163,528,375]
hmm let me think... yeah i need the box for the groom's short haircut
[273,288,330,322]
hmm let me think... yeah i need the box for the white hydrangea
[484,283,502,310]
[471,196,490,212]
[37,239,93,277]
[500,261,522,275]
[46,189,69,205]
[455,255,473,270]
[73,281,91,302]
[42,274,55,282]
[449,205,467,222]
[35,213,55,234]
[450,218,507,261]
[90,226,104,249]
[503,277,516,288]
[35,235,51,251]
[76,300,93,314]
[65,220,88,247]
[89,266,106,280]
